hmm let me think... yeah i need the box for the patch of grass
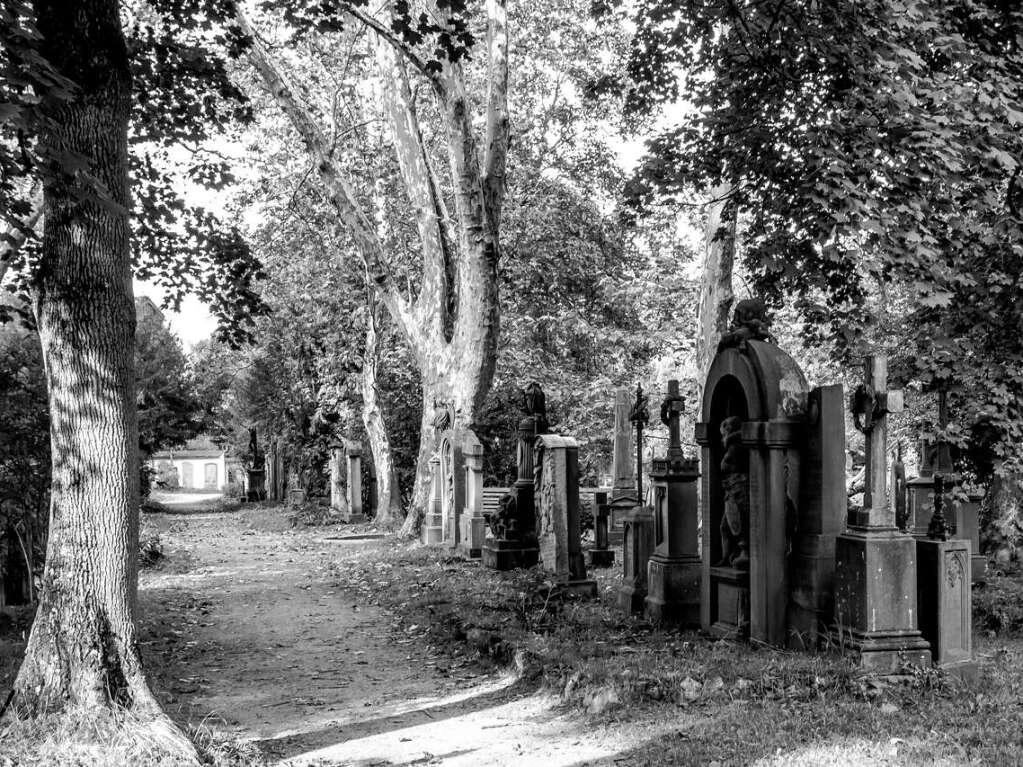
[973,572,1023,637]
[330,538,1023,766]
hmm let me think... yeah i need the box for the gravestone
[695,299,845,648]
[482,382,545,570]
[833,355,931,670]
[460,432,487,558]
[618,507,655,613]
[645,379,701,627]
[608,388,639,539]
[906,391,958,537]
[438,430,466,548]
[534,434,596,596]
[246,428,267,502]
[345,441,367,523]
[588,491,615,568]
[328,443,348,516]
[916,476,975,677]
[421,454,444,544]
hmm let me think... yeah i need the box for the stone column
[609,388,639,539]
[345,441,366,523]
[421,454,444,544]
[460,432,486,558]
[645,379,701,626]
[833,355,930,670]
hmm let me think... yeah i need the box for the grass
[331,538,1023,766]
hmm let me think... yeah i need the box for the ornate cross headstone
[645,379,701,626]
[848,355,904,530]
[834,354,931,670]
[629,383,650,504]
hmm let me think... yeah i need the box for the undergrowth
[331,538,1023,766]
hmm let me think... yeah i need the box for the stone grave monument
[482,382,546,570]
[329,442,349,516]
[618,384,656,614]
[459,431,487,558]
[905,390,958,537]
[438,429,466,549]
[954,490,986,584]
[245,427,267,502]
[695,299,845,648]
[421,454,444,544]
[608,388,640,540]
[588,491,615,567]
[534,434,597,596]
[645,379,701,627]
[834,355,931,669]
[916,475,975,677]
[345,440,367,523]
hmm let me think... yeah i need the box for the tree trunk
[10,1,195,758]
[361,295,403,527]
[695,182,737,404]
[982,472,1023,566]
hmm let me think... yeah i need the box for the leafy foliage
[623,0,1023,471]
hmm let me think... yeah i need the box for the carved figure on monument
[717,416,750,568]
[432,400,454,434]
[488,492,520,541]
[523,381,549,431]
[717,298,774,352]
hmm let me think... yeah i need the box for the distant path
[139,504,669,766]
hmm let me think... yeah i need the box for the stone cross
[934,388,954,475]
[660,379,685,461]
[629,383,650,504]
[851,355,903,529]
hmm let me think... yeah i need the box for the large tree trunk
[10,1,194,758]
[695,182,737,404]
[361,295,403,527]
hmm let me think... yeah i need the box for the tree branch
[236,7,421,347]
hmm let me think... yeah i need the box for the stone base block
[458,515,486,558]
[917,538,972,669]
[645,555,701,627]
[344,512,368,524]
[421,513,443,544]
[618,581,646,615]
[833,531,931,670]
[482,540,539,571]
[706,566,749,639]
[588,548,615,568]
[556,579,598,599]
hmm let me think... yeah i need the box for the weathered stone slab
[345,441,366,523]
[618,507,655,614]
[421,454,444,544]
[459,432,486,558]
[588,491,615,568]
[917,537,976,678]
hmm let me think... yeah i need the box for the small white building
[150,437,229,491]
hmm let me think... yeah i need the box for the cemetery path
[139,504,674,767]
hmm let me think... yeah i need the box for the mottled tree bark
[239,3,508,539]
[10,1,195,758]
[695,182,737,404]
[361,295,403,527]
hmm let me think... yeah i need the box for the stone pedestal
[246,468,266,502]
[534,435,596,598]
[588,492,615,568]
[917,538,976,677]
[345,441,367,523]
[421,454,444,544]
[644,436,701,627]
[459,432,487,558]
[482,407,544,571]
[328,445,348,515]
[618,507,655,614]
[834,531,931,670]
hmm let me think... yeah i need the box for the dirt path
[140,503,672,766]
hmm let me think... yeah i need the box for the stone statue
[522,381,549,432]
[717,298,774,351]
[488,492,519,541]
[717,416,749,569]
[431,400,454,433]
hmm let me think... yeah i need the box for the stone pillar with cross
[833,355,931,670]
[644,379,702,626]
[906,389,958,537]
